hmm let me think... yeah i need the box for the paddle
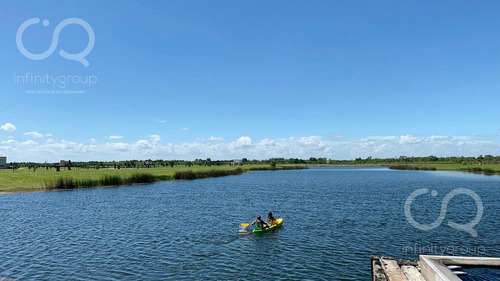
[240,223,250,227]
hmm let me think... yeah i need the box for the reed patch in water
[45,172,159,190]
[174,168,245,180]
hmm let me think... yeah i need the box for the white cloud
[234,136,252,147]
[149,134,161,142]
[296,136,322,146]
[108,135,123,140]
[197,136,224,141]
[105,142,129,151]
[159,120,167,123]
[136,140,152,149]
[90,138,97,144]
[360,136,397,142]
[182,127,189,131]
[1,134,500,162]
[45,133,53,137]
[258,138,275,146]
[400,135,424,144]
[1,123,17,132]
[21,140,38,146]
[24,131,44,138]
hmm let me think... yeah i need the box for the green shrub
[174,168,245,180]
[75,178,100,188]
[280,165,308,170]
[389,165,415,170]
[45,177,76,190]
[155,175,174,181]
[482,168,495,175]
[100,175,124,186]
[468,167,482,173]
[127,173,156,184]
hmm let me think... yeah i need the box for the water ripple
[1,168,499,280]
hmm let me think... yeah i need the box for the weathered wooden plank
[372,256,388,281]
[373,263,388,281]
[381,258,409,281]
[401,265,426,281]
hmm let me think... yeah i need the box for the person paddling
[250,215,269,230]
[267,212,276,225]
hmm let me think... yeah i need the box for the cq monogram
[16,18,95,67]
[404,188,483,237]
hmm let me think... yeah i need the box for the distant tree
[317,158,327,164]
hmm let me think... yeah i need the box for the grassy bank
[388,163,500,175]
[44,173,158,190]
[174,168,245,180]
[0,164,307,193]
[389,165,437,171]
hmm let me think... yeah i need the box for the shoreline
[310,163,500,176]
[386,164,499,176]
[0,165,307,194]
[2,163,498,195]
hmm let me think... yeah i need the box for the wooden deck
[372,255,500,280]
[371,256,426,281]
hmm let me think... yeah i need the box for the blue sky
[1,1,500,161]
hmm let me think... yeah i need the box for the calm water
[1,167,500,280]
[459,267,500,281]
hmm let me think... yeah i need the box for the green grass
[0,164,307,193]
[174,168,245,180]
[388,163,500,175]
[389,165,437,171]
[44,173,157,190]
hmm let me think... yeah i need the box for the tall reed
[45,172,159,190]
[174,168,244,180]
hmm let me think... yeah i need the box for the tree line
[6,155,500,171]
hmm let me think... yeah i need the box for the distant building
[0,156,6,169]
[230,159,242,166]
[60,160,73,167]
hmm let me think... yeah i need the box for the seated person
[250,215,269,229]
[267,212,276,225]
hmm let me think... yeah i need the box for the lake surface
[1,167,499,280]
